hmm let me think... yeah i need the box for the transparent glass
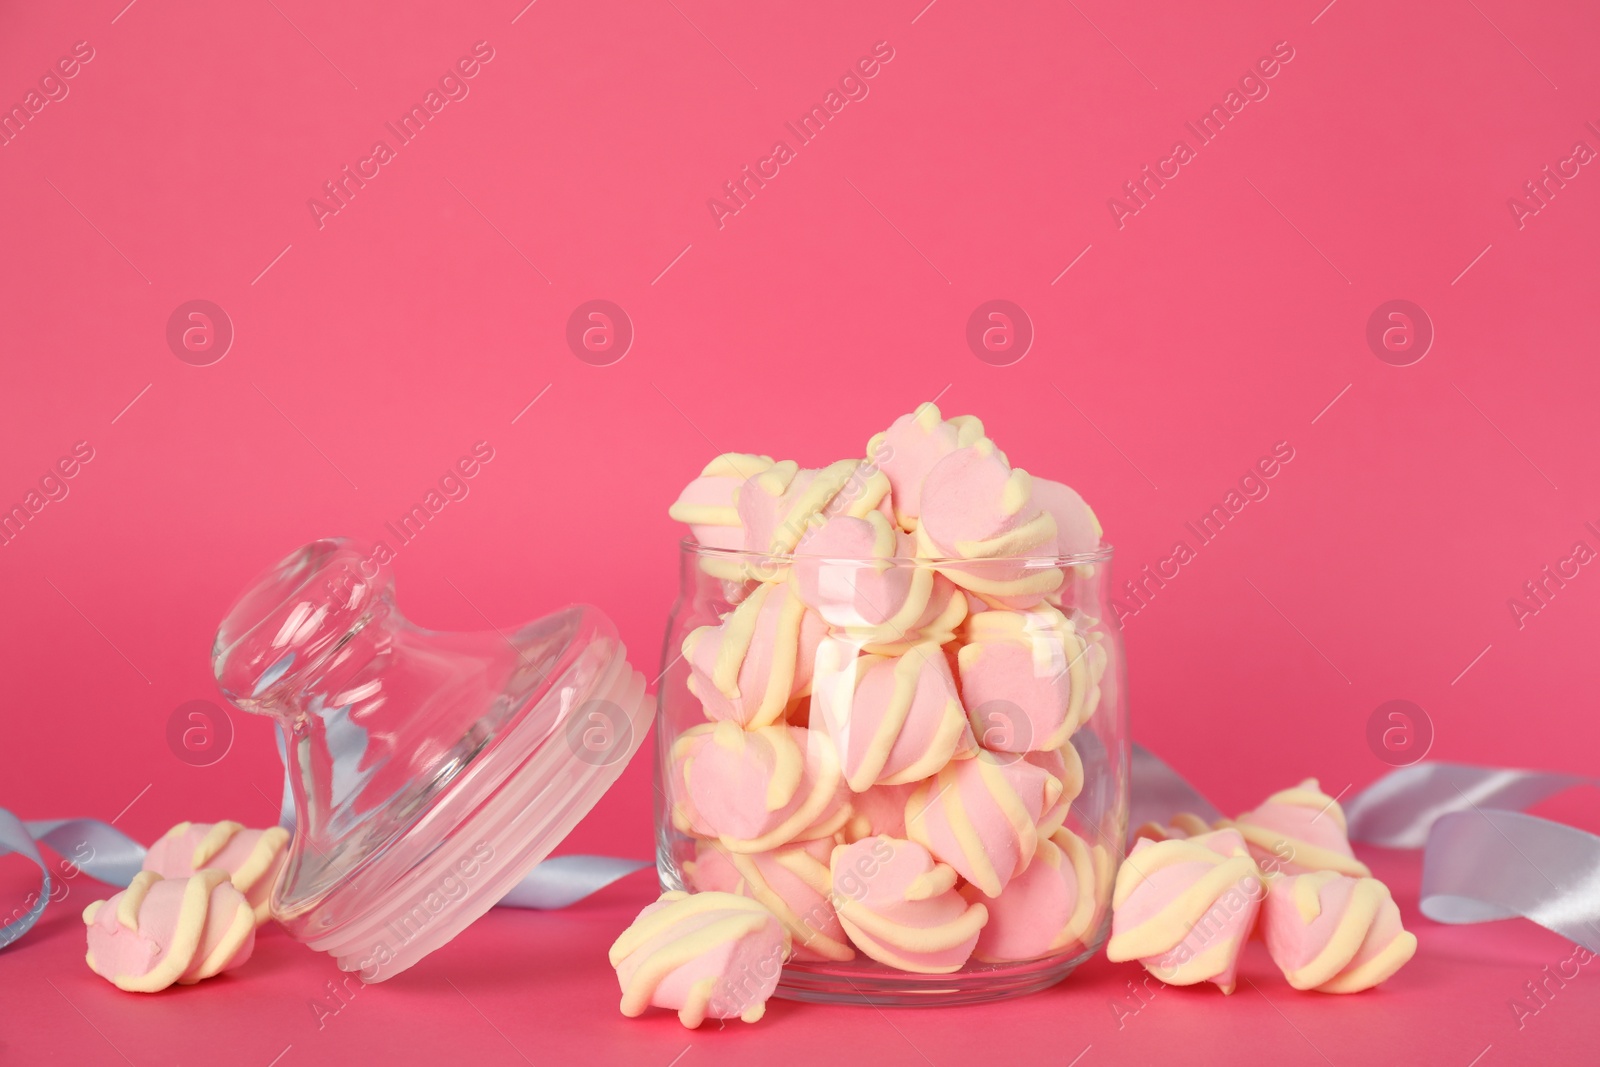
[655,541,1129,1006]
[213,538,649,981]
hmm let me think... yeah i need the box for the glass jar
[655,540,1128,1005]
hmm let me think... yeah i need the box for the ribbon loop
[0,809,51,950]
[1344,763,1593,848]
[1421,810,1600,952]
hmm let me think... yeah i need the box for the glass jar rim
[679,537,1114,567]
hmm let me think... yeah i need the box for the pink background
[2,0,1597,1062]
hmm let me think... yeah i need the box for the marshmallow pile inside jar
[657,403,1127,1001]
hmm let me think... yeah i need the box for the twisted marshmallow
[905,749,1062,898]
[83,870,256,992]
[142,820,290,926]
[863,402,985,529]
[1228,779,1371,877]
[684,581,825,728]
[670,722,850,853]
[962,826,1109,962]
[609,890,790,1028]
[959,606,1097,753]
[669,453,776,550]
[1105,829,1263,994]
[684,838,854,962]
[791,512,934,640]
[738,460,866,557]
[830,836,988,973]
[810,639,978,792]
[1262,871,1417,993]
[916,440,1062,605]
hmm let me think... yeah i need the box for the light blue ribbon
[7,749,1595,954]
[0,811,150,949]
[0,803,646,951]
[1339,760,1600,952]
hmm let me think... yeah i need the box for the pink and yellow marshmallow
[962,825,1110,962]
[905,750,1063,898]
[1105,829,1264,994]
[683,582,825,729]
[1261,871,1417,993]
[791,511,934,641]
[1227,779,1372,877]
[683,838,854,962]
[669,722,850,853]
[738,459,869,558]
[1133,812,1218,843]
[609,890,790,1028]
[1030,477,1102,558]
[830,836,989,973]
[808,639,978,792]
[1023,739,1084,838]
[141,820,290,926]
[83,870,256,992]
[958,606,1099,753]
[863,402,986,530]
[669,453,776,551]
[916,440,1063,606]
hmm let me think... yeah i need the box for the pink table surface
[5,844,1600,1067]
[5,0,1600,1061]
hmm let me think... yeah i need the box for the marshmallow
[83,870,256,992]
[791,512,932,638]
[1105,829,1263,994]
[962,826,1109,962]
[958,606,1097,753]
[905,750,1063,898]
[1261,871,1417,993]
[1133,813,1218,843]
[841,782,918,841]
[810,640,978,792]
[863,403,985,529]
[1030,478,1101,557]
[854,573,970,656]
[684,582,825,729]
[1022,740,1083,839]
[609,891,790,1027]
[669,453,776,550]
[916,440,1062,604]
[738,460,863,557]
[1227,779,1371,878]
[830,837,988,973]
[684,839,854,962]
[142,821,289,926]
[670,722,851,853]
